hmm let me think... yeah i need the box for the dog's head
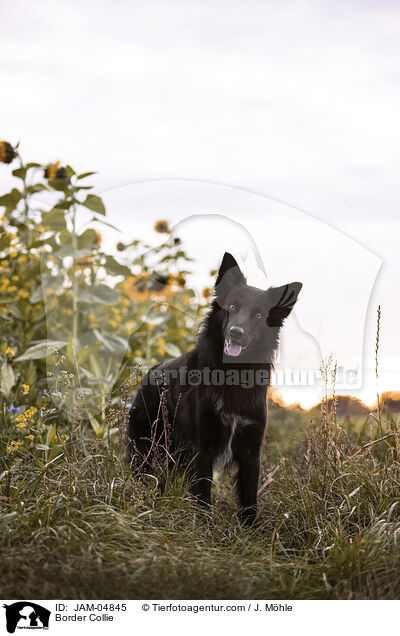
[214,252,302,360]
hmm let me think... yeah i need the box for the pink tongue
[226,340,242,356]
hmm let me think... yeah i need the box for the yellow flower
[1,307,8,314]
[0,216,6,222]
[88,313,97,323]
[5,346,15,357]
[149,273,173,297]
[44,161,60,180]
[22,384,29,395]
[0,141,17,164]
[9,251,17,258]
[26,434,34,440]
[7,285,17,292]
[11,275,18,281]
[18,255,27,264]
[109,319,118,328]
[157,347,165,356]
[157,337,166,346]
[25,406,38,418]
[148,323,155,330]
[19,289,30,299]
[122,274,150,302]
[134,349,143,357]
[176,273,186,288]
[154,220,169,233]
[16,423,27,428]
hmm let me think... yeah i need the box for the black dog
[128,253,302,525]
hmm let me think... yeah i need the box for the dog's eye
[255,312,263,319]
[228,304,236,311]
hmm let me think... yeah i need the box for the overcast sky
[1,0,400,406]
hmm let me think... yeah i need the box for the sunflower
[44,162,69,182]
[154,220,169,234]
[149,272,173,297]
[0,141,17,164]
[122,274,150,302]
[44,161,60,180]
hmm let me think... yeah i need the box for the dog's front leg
[237,452,260,526]
[233,426,263,526]
[192,451,213,508]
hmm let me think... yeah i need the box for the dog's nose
[229,326,244,340]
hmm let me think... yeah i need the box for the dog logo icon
[3,602,51,633]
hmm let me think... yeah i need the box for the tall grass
[2,310,400,600]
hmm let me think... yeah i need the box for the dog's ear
[215,252,246,288]
[266,282,302,327]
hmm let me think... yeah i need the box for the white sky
[1,0,400,407]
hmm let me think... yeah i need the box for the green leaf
[81,194,105,215]
[66,338,74,363]
[26,184,48,194]
[25,162,42,169]
[89,414,104,437]
[77,284,119,305]
[15,340,68,361]
[12,167,27,180]
[59,229,72,245]
[163,343,181,357]
[0,233,11,250]
[48,178,69,192]
[46,424,58,448]
[76,344,102,365]
[77,171,97,180]
[41,208,66,231]
[78,228,98,248]
[91,217,121,232]
[0,361,15,398]
[94,330,128,355]
[52,199,73,210]
[0,189,22,209]
[65,165,76,177]
[104,255,131,276]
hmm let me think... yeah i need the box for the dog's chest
[213,400,249,468]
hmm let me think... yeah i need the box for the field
[2,398,400,600]
[1,144,400,600]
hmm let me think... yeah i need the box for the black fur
[127,253,302,525]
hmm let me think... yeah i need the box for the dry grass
[2,396,400,600]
